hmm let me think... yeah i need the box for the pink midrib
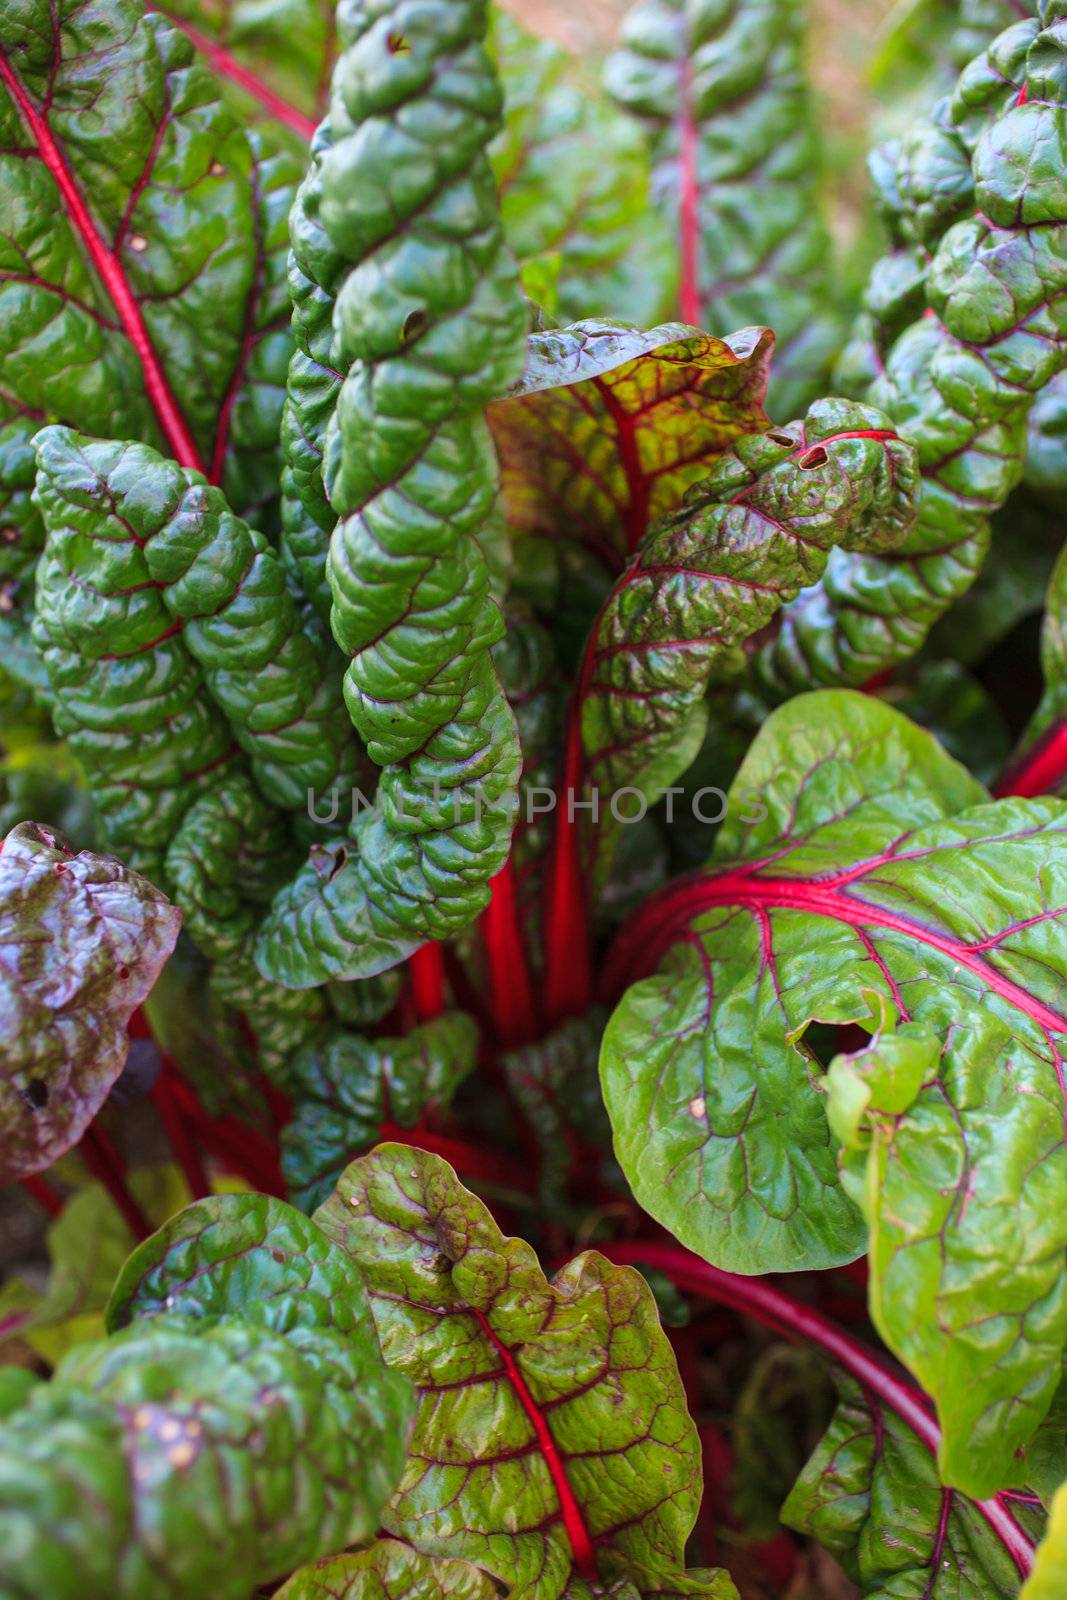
[150,5,316,140]
[603,865,1067,1038]
[470,1308,598,1579]
[0,48,204,473]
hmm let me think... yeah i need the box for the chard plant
[0,0,1066,1596]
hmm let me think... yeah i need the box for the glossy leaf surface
[601,690,1067,1497]
[0,821,180,1183]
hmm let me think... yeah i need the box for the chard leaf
[491,13,673,327]
[0,0,280,497]
[33,427,356,812]
[753,14,1067,694]
[314,1142,731,1600]
[579,402,917,873]
[0,820,180,1183]
[0,421,49,698]
[254,0,532,988]
[783,1376,1040,1599]
[490,319,772,579]
[601,689,1067,1498]
[277,1539,501,1599]
[281,1013,478,1211]
[604,0,838,418]
[0,1194,413,1600]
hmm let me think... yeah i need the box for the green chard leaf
[489,319,773,583]
[253,0,534,989]
[33,427,356,811]
[600,689,1067,1499]
[0,420,50,699]
[0,0,295,519]
[490,11,674,327]
[0,820,180,1184]
[604,0,838,418]
[577,400,918,876]
[313,1142,735,1600]
[0,1194,413,1600]
[277,1539,502,1600]
[755,12,1067,696]
[281,1012,478,1211]
[783,1375,1041,1599]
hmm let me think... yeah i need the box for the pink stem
[152,1065,212,1200]
[994,718,1067,799]
[0,48,204,472]
[409,942,446,1024]
[151,7,317,140]
[19,1173,64,1218]
[678,56,701,325]
[599,1240,1035,1579]
[481,861,538,1046]
[79,1125,152,1241]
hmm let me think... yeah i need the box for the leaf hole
[117,965,130,980]
[402,308,429,343]
[767,431,794,447]
[25,1078,49,1110]
[798,446,828,470]
[270,1247,286,1264]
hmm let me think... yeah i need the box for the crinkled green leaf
[579,401,918,874]
[490,319,772,581]
[314,1142,730,1600]
[759,13,1067,695]
[0,1193,413,1600]
[490,12,673,327]
[604,0,838,418]
[0,420,50,698]
[0,0,287,505]
[783,1375,1039,1599]
[0,820,180,1184]
[278,1538,502,1600]
[601,689,1067,1498]
[34,427,356,811]
[254,0,532,989]
[282,1012,478,1211]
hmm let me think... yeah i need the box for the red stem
[994,718,1067,799]
[481,861,538,1046]
[20,1173,65,1218]
[409,942,446,1024]
[79,1125,153,1241]
[543,703,593,1026]
[152,1065,212,1200]
[471,1307,598,1578]
[599,1241,1035,1579]
[150,7,317,140]
[678,55,701,326]
[0,48,204,472]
